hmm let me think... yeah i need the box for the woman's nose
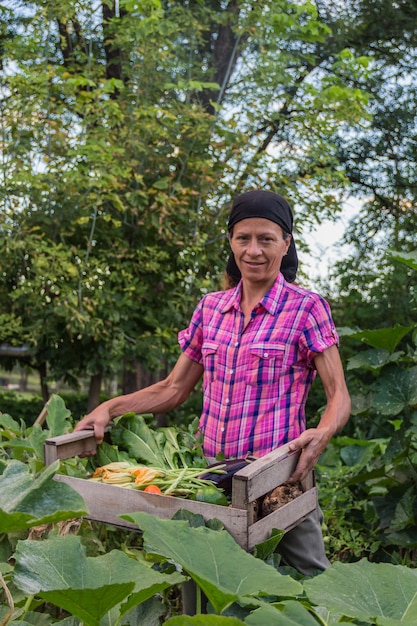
[246,238,261,255]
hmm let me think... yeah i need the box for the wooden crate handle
[44,429,100,466]
[232,444,301,508]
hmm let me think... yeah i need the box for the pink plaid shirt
[178,273,339,459]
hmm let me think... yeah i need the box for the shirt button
[225,398,229,404]
[235,342,239,347]
[221,427,225,432]
[264,352,268,357]
[229,369,234,375]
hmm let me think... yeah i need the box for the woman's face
[229,217,291,289]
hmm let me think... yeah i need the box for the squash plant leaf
[44,394,73,436]
[13,535,184,626]
[253,528,284,561]
[123,511,302,615]
[245,601,320,625]
[304,559,417,624]
[165,616,245,624]
[373,366,417,416]
[111,414,168,468]
[0,412,21,434]
[347,348,394,371]
[0,460,87,532]
[27,423,49,461]
[345,325,413,353]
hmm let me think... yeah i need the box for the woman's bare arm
[74,353,204,445]
[288,344,351,482]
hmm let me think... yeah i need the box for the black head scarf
[226,190,298,283]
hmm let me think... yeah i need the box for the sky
[298,197,361,288]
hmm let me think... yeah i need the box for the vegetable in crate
[261,482,303,517]
[198,459,251,495]
[91,462,164,486]
[88,414,229,502]
[90,460,228,503]
[144,485,163,494]
[191,485,228,506]
[107,414,208,470]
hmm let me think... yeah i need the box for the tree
[315,0,417,334]
[0,0,371,408]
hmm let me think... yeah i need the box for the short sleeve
[299,295,339,366]
[178,299,205,364]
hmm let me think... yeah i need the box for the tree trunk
[19,367,28,392]
[87,371,103,413]
[122,358,139,394]
[38,362,49,405]
[121,360,170,427]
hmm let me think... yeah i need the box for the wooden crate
[44,431,317,551]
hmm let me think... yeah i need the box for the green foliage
[123,512,302,615]
[13,534,184,626]
[0,391,44,426]
[0,0,374,399]
[0,460,87,533]
[108,413,206,470]
[0,394,417,623]
[304,558,417,624]
[0,394,86,478]
[318,261,417,564]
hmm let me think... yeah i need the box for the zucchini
[199,459,250,495]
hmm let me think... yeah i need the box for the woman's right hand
[74,403,112,451]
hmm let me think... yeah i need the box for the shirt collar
[220,273,286,315]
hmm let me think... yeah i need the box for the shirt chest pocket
[201,341,219,383]
[245,343,285,386]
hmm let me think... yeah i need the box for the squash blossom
[131,467,164,485]
[92,461,135,482]
[92,462,163,486]
[92,461,134,478]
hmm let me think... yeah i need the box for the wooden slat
[235,444,294,480]
[55,475,250,549]
[232,445,301,507]
[44,430,98,466]
[302,471,315,491]
[247,487,318,551]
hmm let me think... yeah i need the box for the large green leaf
[44,394,73,436]
[0,460,87,532]
[13,535,184,626]
[123,511,302,615]
[253,528,284,561]
[304,559,417,624]
[389,487,417,533]
[347,348,397,371]
[164,615,245,626]
[0,413,22,433]
[165,616,245,625]
[8,609,61,625]
[92,439,132,468]
[26,424,49,461]
[373,366,417,416]
[345,325,414,353]
[111,415,168,468]
[245,601,320,625]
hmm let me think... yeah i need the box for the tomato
[192,485,228,506]
[144,485,163,494]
